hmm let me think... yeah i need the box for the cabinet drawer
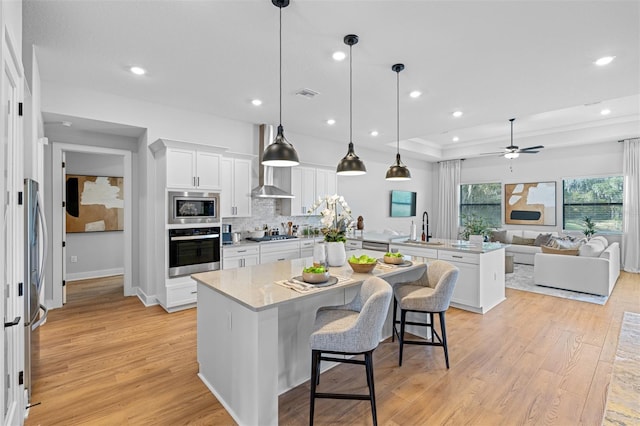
[261,250,300,264]
[260,241,300,253]
[223,245,259,258]
[438,250,480,264]
[299,240,316,250]
[390,244,437,259]
[345,240,363,250]
[167,280,197,308]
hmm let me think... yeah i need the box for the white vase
[326,241,346,267]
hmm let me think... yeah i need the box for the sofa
[533,236,620,296]
[490,229,559,265]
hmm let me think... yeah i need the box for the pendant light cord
[349,43,353,144]
[279,5,283,127]
[396,69,400,154]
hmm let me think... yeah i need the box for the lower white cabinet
[164,279,198,312]
[345,239,363,251]
[223,245,259,270]
[260,241,300,264]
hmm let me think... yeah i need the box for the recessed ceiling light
[130,66,146,75]
[409,90,421,98]
[452,136,459,142]
[370,130,379,137]
[332,51,346,61]
[600,109,611,116]
[251,99,262,106]
[452,110,463,118]
[594,56,615,66]
[326,119,336,125]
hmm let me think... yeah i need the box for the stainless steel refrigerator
[24,178,48,402]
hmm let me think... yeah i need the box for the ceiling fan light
[504,151,519,159]
[337,142,367,175]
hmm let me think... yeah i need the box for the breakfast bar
[192,250,426,426]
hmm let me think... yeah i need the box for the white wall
[64,152,124,280]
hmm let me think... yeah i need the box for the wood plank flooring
[25,272,639,425]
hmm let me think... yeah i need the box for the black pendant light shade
[386,63,411,181]
[337,34,366,176]
[262,0,299,167]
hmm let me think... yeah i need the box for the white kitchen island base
[194,253,426,426]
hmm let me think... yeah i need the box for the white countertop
[192,249,426,312]
[391,238,508,254]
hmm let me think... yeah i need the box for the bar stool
[309,276,392,426]
[392,260,459,368]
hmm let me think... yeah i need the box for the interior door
[61,152,67,304]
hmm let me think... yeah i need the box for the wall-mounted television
[390,190,417,217]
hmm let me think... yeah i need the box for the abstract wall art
[65,175,124,233]
[504,181,556,225]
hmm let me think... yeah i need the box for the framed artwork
[65,175,124,233]
[504,181,556,225]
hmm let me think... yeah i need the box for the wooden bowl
[383,255,404,265]
[348,261,377,273]
[302,271,330,284]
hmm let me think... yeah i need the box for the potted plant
[460,213,494,241]
[583,216,596,240]
[307,194,353,266]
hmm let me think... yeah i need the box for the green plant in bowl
[348,254,377,273]
[302,265,330,283]
[383,252,404,265]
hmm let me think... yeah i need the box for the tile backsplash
[223,198,322,237]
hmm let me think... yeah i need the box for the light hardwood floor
[26,272,639,425]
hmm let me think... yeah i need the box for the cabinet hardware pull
[197,177,200,186]
[4,316,20,328]
[238,250,246,253]
[277,258,285,261]
[190,291,197,294]
[452,255,463,258]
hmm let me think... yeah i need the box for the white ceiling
[24,0,640,161]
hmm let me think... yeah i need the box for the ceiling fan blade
[518,150,539,154]
[519,145,544,151]
[479,151,505,156]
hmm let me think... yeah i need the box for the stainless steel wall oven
[168,227,221,277]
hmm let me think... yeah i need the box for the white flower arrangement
[307,194,353,242]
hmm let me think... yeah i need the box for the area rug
[505,263,608,305]
[603,311,640,425]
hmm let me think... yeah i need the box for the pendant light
[337,34,366,176]
[262,0,299,167]
[386,63,411,181]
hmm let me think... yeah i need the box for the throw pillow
[512,235,535,246]
[490,230,508,243]
[540,245,579,256]
[579,239,606,257]
[533,233,553,247]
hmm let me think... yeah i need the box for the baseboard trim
[136,288,159,307]
[66,268,124,282]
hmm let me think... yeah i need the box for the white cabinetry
[223,245,259,269]
[281,166,337,216]
[346,239,363,251]
[260,241,301,264]
[164,278,198,312]
[220,157,252,217]
[166,147,221,190]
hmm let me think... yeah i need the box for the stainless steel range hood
[251,124,295,199]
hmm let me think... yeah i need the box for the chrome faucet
[421,211,431,242]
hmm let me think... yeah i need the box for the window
[563,176,623,233]
[460,183,501,226]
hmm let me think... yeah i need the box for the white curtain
[622,138,640,273]
[435,159,461,240]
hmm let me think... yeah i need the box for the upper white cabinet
[220,157,252,218]
[166,148,221,190]
[281,166,337,216]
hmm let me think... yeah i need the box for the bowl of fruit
[383,252,405,265]
[348,254,378,273]
[302,265,330,284]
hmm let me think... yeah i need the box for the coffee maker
[222,224,232,245]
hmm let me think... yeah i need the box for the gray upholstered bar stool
[392,260,459,368]
[309,276,392,426]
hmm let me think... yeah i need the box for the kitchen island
[390,239,507,314]
[192,250,426,426]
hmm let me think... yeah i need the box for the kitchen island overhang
[192,251,427,426]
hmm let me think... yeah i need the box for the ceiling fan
[481,118,544,159]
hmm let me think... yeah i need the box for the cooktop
[246,235,298,242]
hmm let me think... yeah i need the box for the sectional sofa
[490,229,559,265]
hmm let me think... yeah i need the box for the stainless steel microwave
[168,191,220,224]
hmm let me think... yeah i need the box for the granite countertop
[391,238,508,254]
[192,249,426,312]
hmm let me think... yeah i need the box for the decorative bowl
[348,261,377,273]
[383,255,404,265]
[302,271,330,284]
[249,230,265,239]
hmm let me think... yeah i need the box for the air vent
[296,88,320,99]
